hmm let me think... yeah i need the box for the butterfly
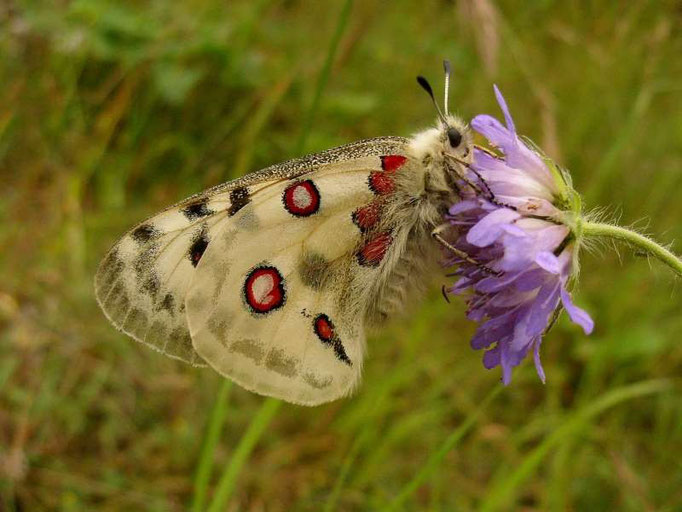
[95,63,475,405]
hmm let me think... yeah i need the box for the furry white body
[95,116,472,405]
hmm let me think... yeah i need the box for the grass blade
[294,0,354,155]
[190,379,233,512]
[323,428,371,512]
[479,379,674,512]
[207,397,282,512]
[385,384,504,511]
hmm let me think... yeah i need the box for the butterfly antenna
[416,75,446,124]
[443,60,451,116]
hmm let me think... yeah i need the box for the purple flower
[446,86,593,384]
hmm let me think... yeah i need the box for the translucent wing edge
[93,264,207,367]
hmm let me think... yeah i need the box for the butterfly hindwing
[186,141,409,404]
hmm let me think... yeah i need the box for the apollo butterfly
[95,63,474,405]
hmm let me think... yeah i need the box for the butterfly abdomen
[364,225,440,324]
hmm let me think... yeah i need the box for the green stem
[582,221,682,277]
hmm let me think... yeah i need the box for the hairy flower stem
[582,221,682,277]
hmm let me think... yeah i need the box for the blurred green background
[2,0,682,510]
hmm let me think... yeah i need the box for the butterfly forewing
[94,196,234,366]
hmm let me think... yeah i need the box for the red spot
[357,232,393,267]
[283,180,320,217]
[314,314,335,342]
[368,172,395,195]
[244,266,286,314]
[352,202,381,232]
[381,155,407,173]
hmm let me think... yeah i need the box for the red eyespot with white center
[283,180,320,217]
[313,313,335,343]
[243,265,286,314]
[357,231,393,267]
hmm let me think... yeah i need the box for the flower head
[446,86,593,384]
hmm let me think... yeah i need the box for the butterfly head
[415,64,473,165]
[439,114,472,163]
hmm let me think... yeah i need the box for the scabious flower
[445,86,594,384]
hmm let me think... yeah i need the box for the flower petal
[448,200,480,215]
[475,270,523,293]
[501,223,527,237]
[467,208,520,247]
[500,343,513,385]
[491,195,560,217]
[494,84,516,134]
[514,268,549,291]
[533,338,546,384]
[535,251,561,274]
[471,114,514,150]
[560,288,594,334]
[482,346,500,369]
[445,87,593,386]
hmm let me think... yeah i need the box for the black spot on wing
[333,341,352,366]
[312,313,352,367]
[189,232,209,267]
[228,187,250,216]
[131,224,159,244]
[182,198,213,221]
[133,244,159,277]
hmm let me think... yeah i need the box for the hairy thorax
[363,153,457,325]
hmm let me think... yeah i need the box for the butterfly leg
[431,224,501,276]
[445,157,492,198]
[445,156,518,211]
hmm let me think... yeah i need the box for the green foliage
[1,0,682,510]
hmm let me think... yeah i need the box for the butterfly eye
[447,127,462,148]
